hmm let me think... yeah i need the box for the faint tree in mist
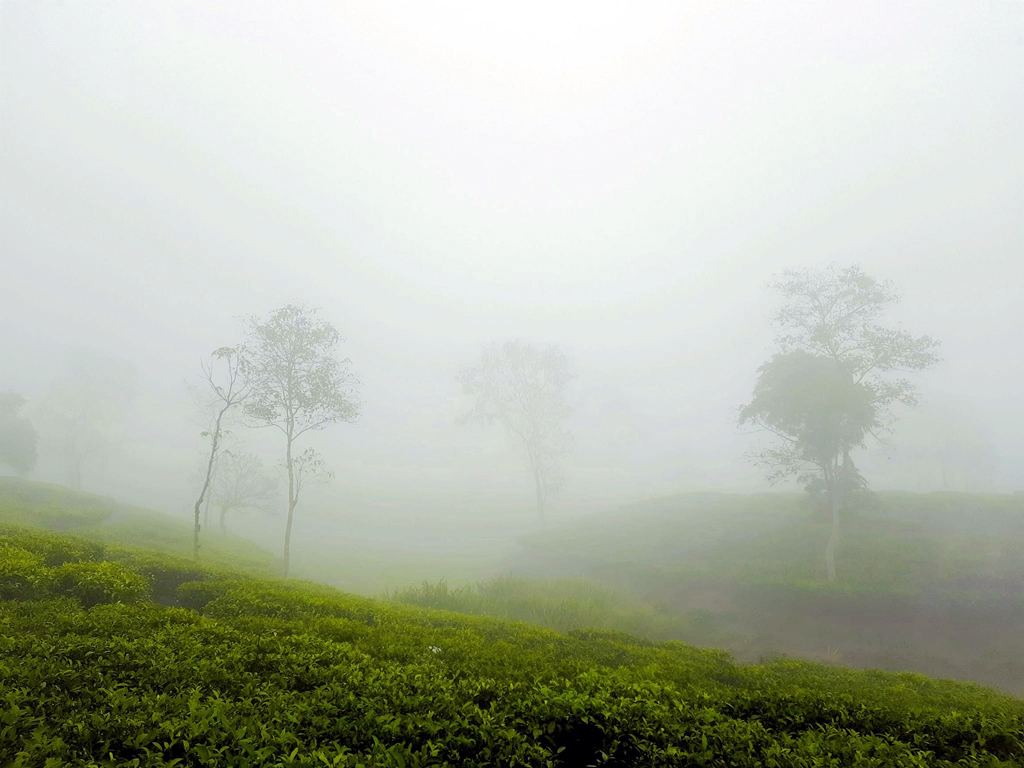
[191,347,249,559]
[210,450,278,534]
[771,264,940,423]
[32,351,137,491]
[740,351,877,581]
[242,305,360,578]
[742,264,940,580]
[0,392,38,475]
[458,340,575,525]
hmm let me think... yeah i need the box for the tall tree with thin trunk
[458,340,574,524]
[743,264,940,580]
[192,347,249,559]
[740,351,877,580]
[242,305,359,578]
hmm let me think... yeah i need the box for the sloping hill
[1,481,1023,765]
[0,476,278,573]
[516,491,1024,693]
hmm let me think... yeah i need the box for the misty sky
[2,2,1022,524]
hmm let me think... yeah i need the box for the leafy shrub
[79,516,278,573]
[105,550,211,605]
[50,561,151,607]
[0,544,50,600]
[3,584,1023,767]
[0,524,107,566]
[0,477,115,529]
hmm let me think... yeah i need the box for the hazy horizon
[2,2,1021,542]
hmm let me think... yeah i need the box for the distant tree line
[1,263,942,585]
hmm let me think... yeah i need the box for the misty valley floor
[503,492,1024,697]
[261,489,1024,697]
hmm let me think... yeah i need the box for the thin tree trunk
[533,467,545,525]
[219,506,227,535]
[824,469,839,582]
[283,435,295,578]
[193,409,225,560]
[203,461,215,532]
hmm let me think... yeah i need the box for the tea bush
[50,560,151,607]
[2,509,1024,765]
[0,544,49,600]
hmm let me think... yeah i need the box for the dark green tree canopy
[740,351,877,486]
[0,391,38,475]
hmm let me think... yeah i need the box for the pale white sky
[1,2,1022,523]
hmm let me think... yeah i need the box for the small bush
[51,561,151,607]
[0,544,51,600]
[0,525,107,566]
[108,551,208,605]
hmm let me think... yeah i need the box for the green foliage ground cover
[2,495,1024,766]
[523,492,1024,600]
[390,576,738,648]
[0,477,277,575]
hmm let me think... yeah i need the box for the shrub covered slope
[1,481,1023,766]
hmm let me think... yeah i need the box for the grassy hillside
[392,576,739,650]
[1,481,1024,765]
[515,491,1024,693]
[0,476,278,574]
[522,491,1024,597]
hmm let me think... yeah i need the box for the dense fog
[2,2,1021,575]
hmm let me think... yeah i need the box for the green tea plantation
[1,481,1023,767]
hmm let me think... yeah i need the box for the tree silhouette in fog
[742,264,940,580]
[458,341,574,525]
[242,305,359,578]
[0,392,38,475]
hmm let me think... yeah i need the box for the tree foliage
[772,263,940,426]
[740,351,876,487]
[458,341,574,524]
[242,305,359,577]
[743,264,939,581]
[0,392,38,475]
[741,354,876,481]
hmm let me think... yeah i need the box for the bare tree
[242,305,360,578]
[191,347,249,559]
[210,450,278,533]
[458,340,574,524]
